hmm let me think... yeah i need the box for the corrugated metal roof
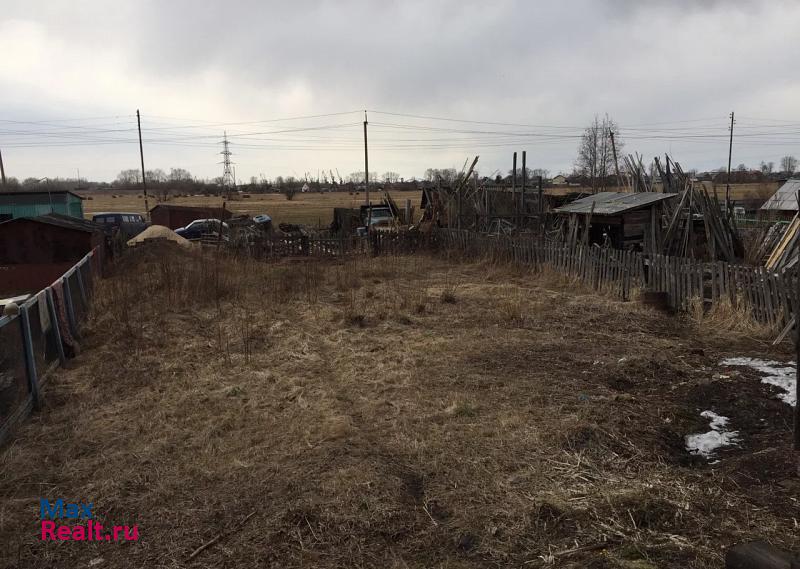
[150,204,231,213]
[761,179,800,211]
[0,212,103,233]
[0,190,83,200]
[554,191,678,215]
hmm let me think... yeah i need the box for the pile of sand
[127,225,193,248]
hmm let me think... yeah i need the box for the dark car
[174,219,229,240]
[91,212,149,239]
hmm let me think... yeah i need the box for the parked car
[174,219,229,240]
[91,212,149,238]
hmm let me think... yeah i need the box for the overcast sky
[2,0,800,183]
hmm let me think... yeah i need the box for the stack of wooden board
[765,214,800,270]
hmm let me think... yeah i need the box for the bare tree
[145,169,167,184]
[507,167,536,180]
[781,155,798,176]
[115,169,141,186]
[760,161,775,174]
[575,114,623,193]
[424,168,458,184]
[382,171,400,184]
[348,171,377,184]
[168,168,192,182]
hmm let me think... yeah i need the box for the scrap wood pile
[623,152,745,262]
[662,184,744,262]
[622,153,655,193]
[764,215,800,271]
[420,156,480,227]
[623,153,694,195]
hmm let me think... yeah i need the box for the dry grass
[0,245,798,568]
[689,295,776,339]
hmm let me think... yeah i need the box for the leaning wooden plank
[773,316,794,345]
[766,215,799,269]
[763,268,775,326]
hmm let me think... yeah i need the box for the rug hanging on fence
[35,290,51,333]
[51,280,79,358]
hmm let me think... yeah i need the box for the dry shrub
[446,399,478,418]
[440,275,460,304]
[499,289,525,324]
[690,295,774,337]
[342,289,367,327]
[536,265,587,293]
[332,259,362,291]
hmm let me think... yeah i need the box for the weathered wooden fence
[437,229,799,331]
[438,230,645,301]
[227,231,433,260]
[0,249,100,447]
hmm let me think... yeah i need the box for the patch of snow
[721,357,796,407]
[685,410,740,459]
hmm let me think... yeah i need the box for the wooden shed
[0,190,84,221]
[760,179,800,220]
[149,204,232,230]
[554,191,678,252]
[0,213,105,296]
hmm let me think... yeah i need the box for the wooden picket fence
[227,230,434,260]
[437,229,799,332]
[438,230,645,301]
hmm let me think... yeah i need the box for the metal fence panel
[23,296,60,387]
[79,259,94,299]
[0,317,32,440]
[66,270,85,323]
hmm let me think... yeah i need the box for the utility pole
[136,110,149,217]
[609,129,622,191]
[0,148,6,186]
[521,151,527,226]
[538,175,543,212]
[726,111,735,213]
[538,175,544,241]
[363,111,369,207]
[512,152,517,218]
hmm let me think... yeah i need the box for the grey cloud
[1,0,800,181]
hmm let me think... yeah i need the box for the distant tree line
[3,150,798,197]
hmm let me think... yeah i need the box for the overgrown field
[81,190,422,227]
[1,246,798,568]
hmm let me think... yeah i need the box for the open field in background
[80,182,780,228]
[0,245,797,568]
[81,190,425,228]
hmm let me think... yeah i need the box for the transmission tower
[219,131,235,194]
